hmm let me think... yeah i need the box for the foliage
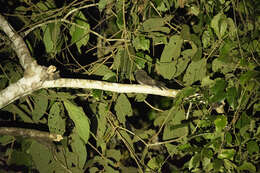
[0,0,260,172]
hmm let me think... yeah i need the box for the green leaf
[174,54,191,78]
[135,52,149,69]
[201,148,213,158]
[209,79,226,103]
[247,141,259,155]
[116,11,124,29]
[142,18,165,32]
[190,5,200,16]
[211,13,224,39]
[32,90,48,122]
[180,25,191,40]
[132,35,150,52]
[29,140,53,172]
[189,153,200,170]
[220,19,227,38]
[115,94,133,123]
[48,102,66,135]
[214,115,227,133]
[212,57,236,74]
[201,76,215,87]
[64,101,90,143]
[183,58,207,86]
[226,18,236,39]
[98,0,108,11]
[97,103,108,142]
[42,24,54,53]
[70,11,90,53]
[213,159,223,172]
[218,149,236,160]
[239,161,256,172]
[225,132,232,145]
[89,63,115,78]
[160,35,183,62]
[156,61,176,80]
[239,70,256,86]
[146,155,164,171]
[226,87,238,109]
[202,30,212,48]
[106,149,121,162]
[3,104,33,123]
[235,112,251,129]
[0,135,14,145]
[71,132,87,169]
[163,108,188,140]
[10,150,32,167]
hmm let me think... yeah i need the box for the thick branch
[0,14,57,109]
[0,127,63,142]
[43,78,179,97]
[0,14,34,70]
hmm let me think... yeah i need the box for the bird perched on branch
[135,69,166,89]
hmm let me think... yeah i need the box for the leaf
[202,30,212,48]
[32,90,48,122]
[214,115,227,133]
[247,141,259,155]
[236,112,251,129]
[3,104,33,123]
[211,13,223,39]
[70,11,90,53]
[106,149,121,162]
[189,153,200,170]
[226,87,238,109]
[209,78,226,103]
[180,24,191,40]
[146,155,164,171]
[160,35,183,62]
[42,24,54,53]
[225,132,233,145]
[98,0,107,11]
[174,54,191,78]
[218,149,236,160]
[89,63,116,78]
[71,132,87,169]
[132,35,150,52]
[48,102,66,135]
[112,47,135,80]
[142,18,165,31]
[201,76,215,87]
[156,61,176,80]
[239,161,256,172]
[10,150,32,167]
[0,135,14,145]
[64,101,90,143]
[239,70,256,86]
[212,57,236,74]
[116,11,124,29]
[226,18,236,39]
[29,140,53,172]
[97,103,109,140]
[163,108,188,140]
[183,58,207,86]
[220,19,227,38]
[115,94,133,123]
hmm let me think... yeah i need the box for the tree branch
[0,127,63,142]
[0,14,179,110]
[43,78,179,97]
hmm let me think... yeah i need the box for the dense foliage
[0,0,259,172]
